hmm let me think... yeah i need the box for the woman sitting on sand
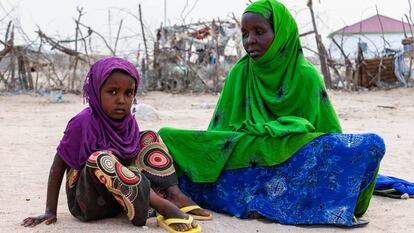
[158,0,385,227]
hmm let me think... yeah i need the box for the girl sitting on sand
[22,57,210,233]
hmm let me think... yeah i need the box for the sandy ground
[0,88,413,233]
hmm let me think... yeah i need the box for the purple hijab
[57,57,140,170]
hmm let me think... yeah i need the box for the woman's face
[241,12,274,60]
[100,71,136,120]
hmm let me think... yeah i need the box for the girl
[158,0,385,228]
[22,57,209,233]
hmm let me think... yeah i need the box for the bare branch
[405,14,414,37]
[113,19,124,55]
[307,0,332,88]
[36,29,86,61]
[139,4,149,67]
[180,0,190,23]
[184,0,199,21]
[5,20,12,42]
[230,12,241,28]
[299,30,315,37]
[74,19,115,55]
[331,37,353,68]
[375,5,391,49]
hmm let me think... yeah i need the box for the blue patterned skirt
[178,133,385,226]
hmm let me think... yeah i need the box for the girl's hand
[21,212,57,227]
[22,154,67,228]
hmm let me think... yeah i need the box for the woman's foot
[164,185,211,218]
[247,211,263,219]
[150,190,198,232]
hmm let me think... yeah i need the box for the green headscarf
[159,0,341,183]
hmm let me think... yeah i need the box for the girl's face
[241,12,274,60]
[100,71,136,120]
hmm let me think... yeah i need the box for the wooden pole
[139,4,149,88]
[307,0,332,88]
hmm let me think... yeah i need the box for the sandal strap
[180,205,201,213]
[164,215,194,226]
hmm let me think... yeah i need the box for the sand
[0,88,413,233]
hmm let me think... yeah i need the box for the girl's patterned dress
[66,130,176,226]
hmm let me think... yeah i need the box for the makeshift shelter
[149,20,242,93]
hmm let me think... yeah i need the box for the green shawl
[159,0,341,183]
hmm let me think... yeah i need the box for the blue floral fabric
[178,133,385,226]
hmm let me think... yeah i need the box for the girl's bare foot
[150,190,198,232]
[164,185,211,218]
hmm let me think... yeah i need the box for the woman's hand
[21,211,57,227]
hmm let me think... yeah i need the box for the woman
[159,0,385,227]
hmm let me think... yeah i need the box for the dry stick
[402,17,408,38]
[18,46,34,90]
[299,30,315,37]
[0,58,9,88]
[16,47,27,90]
[113,19,123,55]
[405,1,414,85]
[72,7,85,91]
[0,21,13,63]
[75,20,115,55]
[408,58,413,88]
[4,20,12,42]
[35,37,42,91]
[183,0,199,22]
[180,0,190,23]
[77,26,91,66]
[408,0,414,29]
[36,30,86,61]
[369,6,386,86]
[213,18,221,92]
[331,37,354,89]
[0,4,17,23]
[164,20,235,31]
[405,15,414,37]
[4,61,14,90]
[185,61,211,91]
[0,71,6,87]
[138,4,149,87]
[48,63,64,88]
[138,4,149,64]
[108,9,112,47]
[10,25,16,89]
[88,30,94,56]
[119,8,156,44]
[307,0,332,88]
[331,38,353,71]
[401,16,411,87]
[0,44,11,63]
[34,28,65,88]
[377,105,396,109]
[37,31,75,89]
[339,31,357,90]
[171,50,210,91]
[231,12,241,28]
[303,45,345,89]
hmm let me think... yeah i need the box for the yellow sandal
[180,205,213,221]
[157,214,201,233]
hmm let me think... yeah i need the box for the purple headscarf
[57,57,141,170]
